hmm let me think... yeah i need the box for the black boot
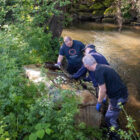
[109,131,121,140]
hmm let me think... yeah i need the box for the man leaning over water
[82,54,128,140]
[70,44,109,97]
[55,36,85,74]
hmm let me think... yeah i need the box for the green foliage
[0,121,10,140]
[1,0,70,25]
[26,91,85,140]
[114,103,140,140]
[0,0,72,63]
[63,13,73,27]
[0,1,7,25]
[0,1,93,139]
[0,44,90,139]
[103,0,114,7]
[92,10,105,16]
[89,0,115,17]
[2,1,137,140]
[104,7,116,16]
[0,33,39,139]
[0,31,104,139]
[90,3,104,10]
[82,126,106,140]
[90,0,114,10]
[121,2,131,19]
[79,4,88,11]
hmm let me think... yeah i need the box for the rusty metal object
[75,105,102,127]
[44,62,60,70]
[44,62,71,78]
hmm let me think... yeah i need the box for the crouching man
[82,55,128,140]
[71,44,109,97]
[55,36,85,74]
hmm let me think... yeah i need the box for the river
[62,22,140,132]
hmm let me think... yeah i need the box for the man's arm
[98,84,107,103]
[57,55,64,63]
[55,55,64,68]
[96,83,107,111]
[72,65,87,79]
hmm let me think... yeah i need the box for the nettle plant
[0,0,71,63]
[25,92,81,140]
[110,103,140,140]
[0,42,89,139]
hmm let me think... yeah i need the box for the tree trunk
[116,0,123,32]
[47,14,64,38]
[44,4,65,39]
[136,0,140,22]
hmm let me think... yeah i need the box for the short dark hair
[82,44,96,51]
[85,44,96,49]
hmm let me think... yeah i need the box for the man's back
[94,64,127,98]
[90,50,109,65]
[72,50,109,84]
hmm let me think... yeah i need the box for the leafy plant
[109,103,140,140]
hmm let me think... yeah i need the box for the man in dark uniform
[71,44,109,87]
[71,44,109,98]
[55,36,85,74]
[82,55,128,140]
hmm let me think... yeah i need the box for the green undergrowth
[0,26,105,140]
[0,25,140,140]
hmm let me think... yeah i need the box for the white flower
[3,25,9,28]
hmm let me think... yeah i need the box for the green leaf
[36,129,45,139]
[29,133,37,140]
[35,123,42,130]
[45,128,52,135]
[0,128,4,134]
[0,138,5,140]
[44,123,51,129]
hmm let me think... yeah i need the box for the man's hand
[68,74,74,79]
[54,62,61,69]
[96,102,102,112]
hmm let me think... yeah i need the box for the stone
[24,64,53,88]
[76,90,97,106]
[78,12,93,21]
[131,22,140,26]
[102,17,115,23]
[123,19,133,25]
[79,4,89,12]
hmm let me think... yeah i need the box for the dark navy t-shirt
[73,50,109,87]
[90,50,109,65]
[59,40,85,66]
[94,64,127,98]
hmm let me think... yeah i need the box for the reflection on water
[62,22,140,132]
